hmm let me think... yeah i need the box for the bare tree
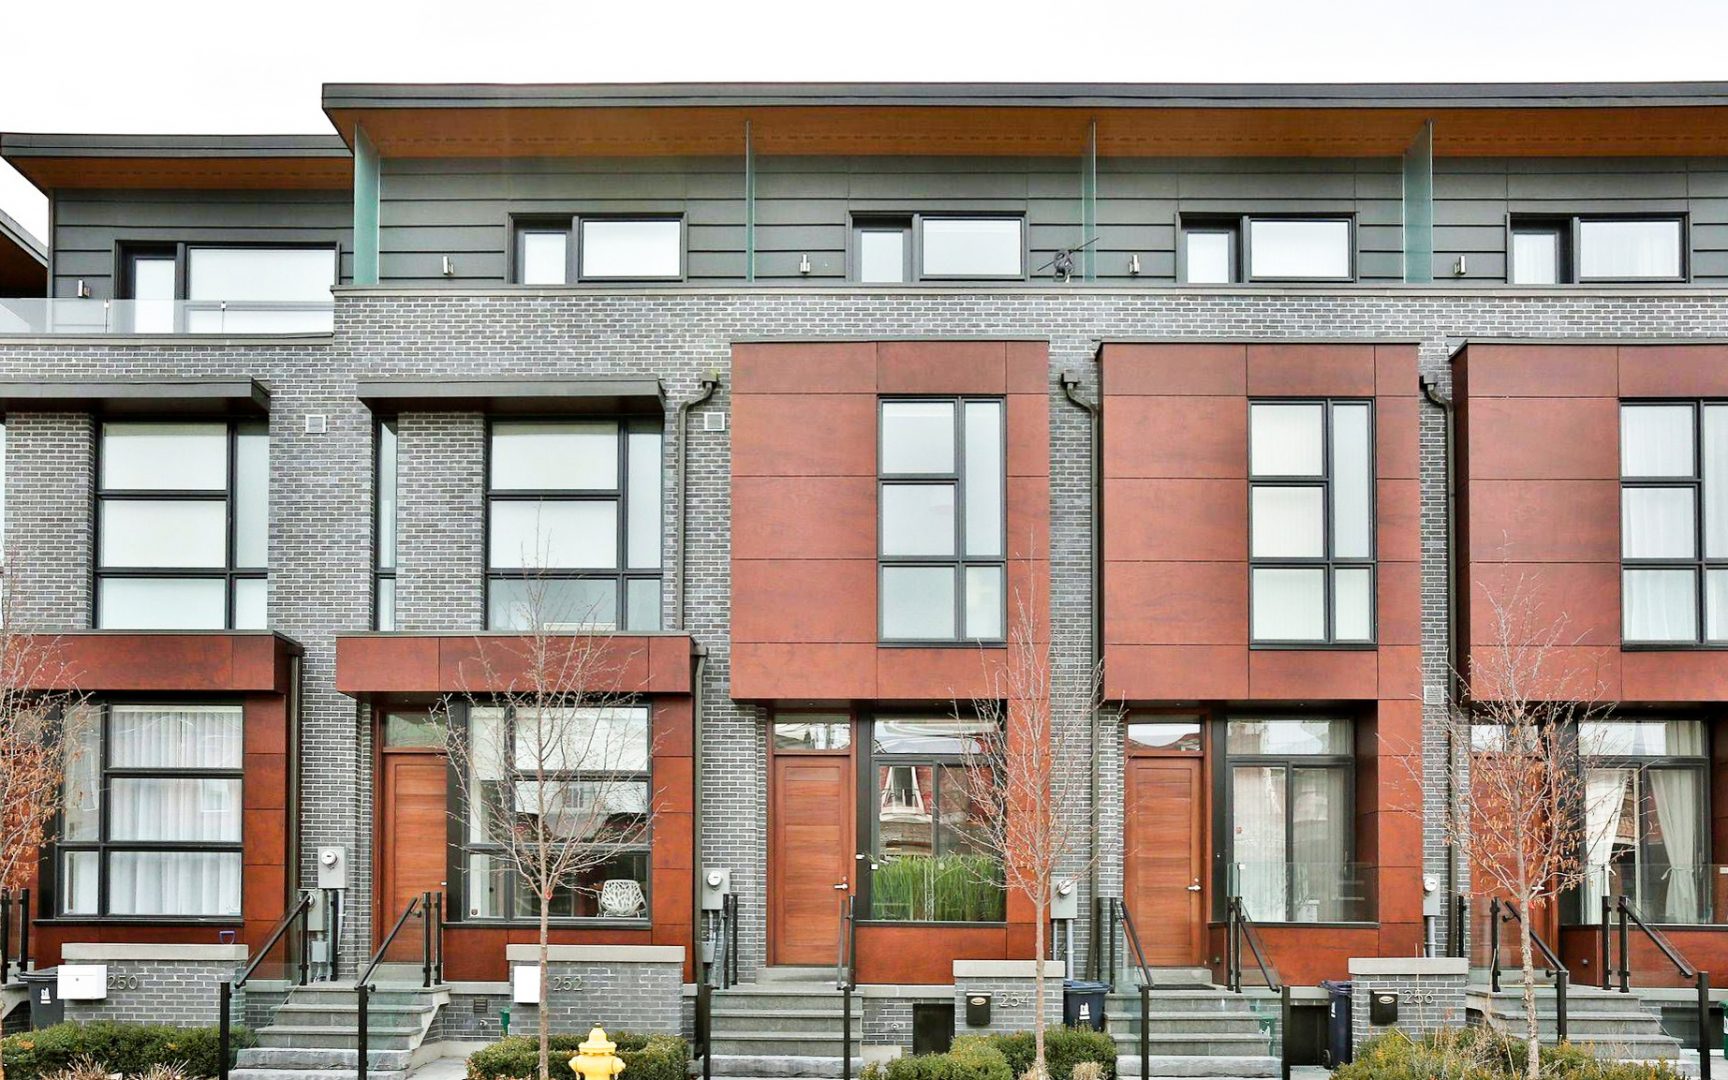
[1443,574,1611,1080]
[954,581,1117,1080]
[439,578,656,1080]
[0,559,83,1080]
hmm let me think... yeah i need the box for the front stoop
[1469,984,1694,1076]
[231,983,449,1080]
[1107,986,1281,1079]
[708,981,862,1080]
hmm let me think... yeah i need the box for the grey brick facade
[54,945,247,1028]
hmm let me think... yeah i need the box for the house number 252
[550,976,586,993]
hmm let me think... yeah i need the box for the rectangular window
[856,222,912,284]
[1579,719,1708,924]
[1181,216,1353,283]
[58,703,244,917]
[118,244,336,333]
[1224,717,1357,923]
[862,716,1004,923]
[96,421,268,630]
[460,703,650,921]
[920,218,1024,279]
[579,219,682,280]
[486,419,662,632]
[375,421,398,631]
[1183,228,1236,284]
[1620,402,1728,644]
[517,228,570,286]
[1510,216,1686,284]
[878,399,1005,642]
[1249,401,1374,644]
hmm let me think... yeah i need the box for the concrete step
[706,1055,862,1078]
[231,1071,405,1080]
[1105,1012,1276,1035]
[711,1033,864,1057]
[269,1002,436,1029]
[711,1008,860,1033]
[281,984,443,1008]
[1109,991,1258,1011]
[756,967,838,984]
[255,1026,420,1052]
[1115,1055,1281,1077]
[235,1047,413,1072]
[1104,1033,1275,1057]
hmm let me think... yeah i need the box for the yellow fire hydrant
[570,1027,627,1080]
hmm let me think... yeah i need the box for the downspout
[1419,372,1460,952]
[1060,361,1103,970]
[690,643,709,987]
[674,375,720,631]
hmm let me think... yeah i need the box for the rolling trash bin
[21,969,62,1029]
[1320,980,1353,1067]
[1063,979,1109,1032]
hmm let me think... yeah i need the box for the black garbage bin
[1063,979,1109,1032]
[20,969,61,1029]
[1320,980,1353,1067]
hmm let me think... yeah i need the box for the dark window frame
[508,215,687,284]
[451,698,654,926]
[374,419,397,631]
[850,216,915,284]
[1509,219,1569,285]
[1178,214,1358,284]
[854,710,1006,927]
[483,416,664,633]
[116,241,340,299]
[876,396,1008,646]
[846,213,1027,283]
[1247,398,1377,648]
[1619,399,1728,648]
[49,699,246,923]
[93,418,268,631]
[1507,213,1690,285]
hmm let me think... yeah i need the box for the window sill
[453,918,651,929]
[1205,920,1377,929]
[877,640,1009,650]
[1248,642,1379,651]
[40,916,243,925]
[857,920,1009,928]
[1620,643,1728,651]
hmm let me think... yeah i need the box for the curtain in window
[109,705,242,768]
[1585,768,1631,921]
[1231,766,1286,921]
[1649,769,1702,922]
[1290,768,1348,921]
[108,851,241,916]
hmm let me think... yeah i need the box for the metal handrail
[840,894,857,1080]
[1605,895,1712,1080]
[1487,898,1568,1041]
[1226,896,1283,993]
[356,891,443,1080]
[1453,895,1469,959]
[1113,898,1154,1080]
[219,891,318,1080]
[1094,895,1120,991]
[0,888,28,984]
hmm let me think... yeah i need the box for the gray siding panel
[51,190,353,299]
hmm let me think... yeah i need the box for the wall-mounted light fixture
[1452,255,1467,277]
[799,254,812,275]
[76,279,91,298]
[1128,254,1142,276]
[441,256,456,278]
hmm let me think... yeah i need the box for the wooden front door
[379,753,448,955]
[1125,757,1205,966]
[771,755,853,965]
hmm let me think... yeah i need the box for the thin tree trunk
[1516,849,1539,1080]
[540,895,552,1080]
[1032,894,1047,1080]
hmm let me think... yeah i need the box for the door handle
[834,882,849,890]
[1187,881,1203,892]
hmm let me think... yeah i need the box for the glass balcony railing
[1574,865,1728,926]
[0,298,334,336]
[1227,861,1377,923]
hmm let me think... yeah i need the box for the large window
[1224,717,1357,923]
[59,704,244,918]
[1181,216,1354,283]
[878,399,1005,642]
[850,216,1024,282]
[861,716,1004,923]
[1581,719,1708,924]
[1620,402,1728,644]
[1510,217,1686,284]
[461,703,651,921]
[512,218,684,283]
[1249,401,1374,644]
[96,421,268,630]
[119,244,337,332]
[486,419,663,632]
[375,421,398,631]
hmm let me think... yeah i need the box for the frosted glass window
[100,500,227,568]
[489,577,618,632]
[234,422,268,568]
[626,428,663,569]
[489,500,618,570]
[101,422,226,490]
[882,401,955,474]
[1333,567,1373,642]
[377,421,398,570]
[1252,568,1326,641]
[519,230,569,285]
[131,256,176,300]
[234,578,268,630]
[580,219,681,279]
[1248,219,1350,280]
[965,565,1004,640]
[109,851,241,916]
[1580,219,1682,280]
[1624,569,1697,642]
[922,218,1022,277]
[97,578,227,630]
[1622,405,1694,477]
[882,484,956,557]
[111,704,242,769]
[1251,487,1325,558]
[1250,404,1324,477]
[187,247,334,302]
[859,229,908,283]
[491,421,618,490]
[1707,407,1728,557]
[1227,717,1351,755]
[1511,229,1562,285]
[1622,488,1696,559]
[1331,404,1372,559]
[964,401,1003,558]
[376,576,397,631]
[1186,230,1234,284]
[882,566,957,640]
[1709,570,1728,641]
[626,578,662,631]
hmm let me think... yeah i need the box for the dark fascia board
[355,376,665,417]
[321,80,1728,111]
[0,378,271,417]
[0,133,351,160]
[0,208,46,266]
[1446,336,1728,359]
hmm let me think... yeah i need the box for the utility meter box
[965,992,992,1027]
[700,868,731,911]
[317,847,347,890]
[1049,880,1079,921]
[1369,990,1399,1026]
[57,965,107,1001]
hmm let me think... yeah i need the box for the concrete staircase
[1106,972,1281,1079]
[708,969,861,1079]
[230,981,448,1080]
[1469,984,1690,1074]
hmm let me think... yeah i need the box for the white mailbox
[58,965,107,1000]
[511,965,540,1004]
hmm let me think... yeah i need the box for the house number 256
[1400,989,1437,1006]
[550,976,586,993]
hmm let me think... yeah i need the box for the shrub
[1335,1029,1687,1080]
[861,1036,1013,1080]
[991,1028,1117,1080]
[1069,1062,1105,1080]
[466,1032,687,1080]
[40,1058,109,1080]
[0,1021,254,1080]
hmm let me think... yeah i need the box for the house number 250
[550,976,586,993]
[108,974,144,991]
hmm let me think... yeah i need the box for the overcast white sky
[4,0,1728,243]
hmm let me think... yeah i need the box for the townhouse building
[2,80,1728,1071]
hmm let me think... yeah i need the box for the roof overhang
[322,81,1728,159]
[0,134,353,192]
[355,376,664,417]
[0,377,271,416]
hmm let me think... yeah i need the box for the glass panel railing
[1226,862,1377,923]
[0,298,334,335]
[1241,987,1285,1063]
[866,853,1006,922]
[1576,866,1726,926]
